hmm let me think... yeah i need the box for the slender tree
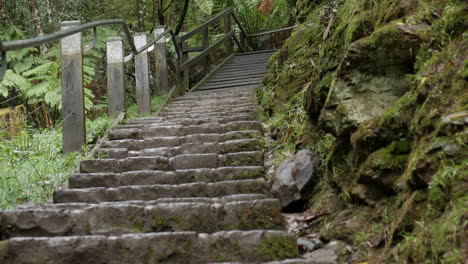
[174,0,190,35]
[0,0,8,26]
[137,0,146,32]
[28,0,48,54]
[153,0,161,25]
[44,0,54,32]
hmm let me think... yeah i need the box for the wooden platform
[197,50,276,91]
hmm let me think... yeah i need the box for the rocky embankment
[260,0,467,262]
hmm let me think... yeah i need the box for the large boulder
[271,150,317,210]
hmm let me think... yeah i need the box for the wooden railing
[173,8,296,92]
[0,8,296,154]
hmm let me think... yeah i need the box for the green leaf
[195,0,214,15]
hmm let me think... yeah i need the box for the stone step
[108,121,262,140]
[0,199,283,238]
[54,178,270,203]
[172,93,254,102]
[19,194,269,210]
[156,109,256,119]
[69,166,264,188]
[118,114,256,128]
[95,138,262,159]
[0,230,298,263]
[101,130,262,150]
[169,97,255,105]
[79,151,263,173]
[160,106,255,117]
[165,102,256,112]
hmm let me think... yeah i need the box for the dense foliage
[259,0,467,262]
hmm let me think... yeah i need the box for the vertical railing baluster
[182,42,189,92]
[202,27,210,76]
[134,33,151,114]
[106,37,125,116]
[224,12,233,55]
[60,21,85,154]
[153,26,169,94]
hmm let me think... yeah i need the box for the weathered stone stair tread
[101,130,262,150]
[79,151,263,174]
[211,260,318,264]
[107,121,262,140]
[118,115,256,128]
[0,231,297,263]
[0,52,301,263]
[54,178,270,203]
[70,166,264,188]
[0,199,283,238]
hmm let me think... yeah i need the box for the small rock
[303,249,338,264]
[324,240,354,256]
[271,150,317,210]
[297,237,323,253]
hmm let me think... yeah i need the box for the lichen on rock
[259,0,468,262]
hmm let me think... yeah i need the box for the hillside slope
[259,0,467,262]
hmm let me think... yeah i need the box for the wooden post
[60,21,85,154]
[240,33,247,52]
[224,14,233,55]
[174,36,185,96]
[202,27,210,75]
[259,33,272,50]
[182,42,189,91]
[106,37,125,116]
[134,33,151,114]
[153,26,169,94]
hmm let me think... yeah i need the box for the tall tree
[174,0,190,35]
[0,0,8,26]
[28,0,48,55]
[137,0,146,32]
[44,0,54,32]
[153,0,161,25]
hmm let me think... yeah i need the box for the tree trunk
[0,0,8,26]
[137,0,146,32]
[29,0,48,55]
[174,0,190,35]
[153,0,161,26]
[44,0,54,32]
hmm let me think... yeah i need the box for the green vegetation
[259,0,467,262]
[0,115,117,209]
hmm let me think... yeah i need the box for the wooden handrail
[180,31,234,71]
[180,8,233,42]
[247,26,297,37]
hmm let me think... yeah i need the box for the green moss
[256,235,299,260]
[0,240,8,259]
[235,206,284,230]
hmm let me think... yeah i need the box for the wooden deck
[196,50,276,91]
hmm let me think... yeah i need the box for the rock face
[271,150,317,210]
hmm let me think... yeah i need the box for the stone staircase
[0,52,309,263]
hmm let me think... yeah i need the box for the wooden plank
[180,8,232,42]
[212,71,268,79]
[202,79,263,90]
[204,78,264,88]
[235,50,277,56]
[214,67,267,75]
[181,31,234,71]
[208,73,267,82]
[189,54,234,92]
[198,83,259,91]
